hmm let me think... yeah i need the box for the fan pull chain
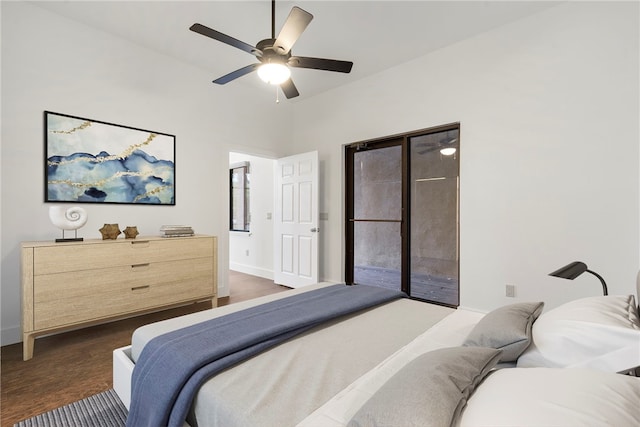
[276,86,280,104]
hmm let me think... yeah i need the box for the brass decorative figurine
[99,224,121,240]
[124,226,139,239]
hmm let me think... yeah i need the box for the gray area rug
[14,389,127,427]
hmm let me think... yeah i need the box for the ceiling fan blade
[280,78,300,99]
[417,146,439,154]
[190,23,261,57]
[213,64,260,85]
[273,7,313,55]
[288,56,353,73]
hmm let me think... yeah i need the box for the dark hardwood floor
[0,271,287,426]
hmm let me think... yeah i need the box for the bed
[113,281,640,427]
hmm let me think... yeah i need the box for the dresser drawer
[33,237,214,275]
[33,258,214,330]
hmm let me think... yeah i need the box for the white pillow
[517,295,640,372]
[458,368,640,427]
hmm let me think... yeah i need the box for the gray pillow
[463,301,544,362]
[347,346,502,427]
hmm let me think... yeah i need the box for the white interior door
[274,151,319,288]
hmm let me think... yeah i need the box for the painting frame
[44,111,176,205]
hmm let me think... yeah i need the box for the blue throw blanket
[126,284,405,427]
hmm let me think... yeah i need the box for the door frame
[344,137,409,289]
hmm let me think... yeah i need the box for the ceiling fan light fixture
[440,147,457,156]
[257,62,291,85]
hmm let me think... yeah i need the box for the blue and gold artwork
[45,111,175,205]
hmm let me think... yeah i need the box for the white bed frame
[114,345,193,427]
[113,345,134,410]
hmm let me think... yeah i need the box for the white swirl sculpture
[49,206,88,241]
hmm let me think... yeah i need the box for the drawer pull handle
[131,263,150,269]
[131,285,150,291]
[131,240,150,247]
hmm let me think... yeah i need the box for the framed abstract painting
[45,111,175,205]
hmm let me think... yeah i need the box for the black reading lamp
[549,261,608,296]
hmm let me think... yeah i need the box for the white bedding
[127,283,462,426]
[189,298,455,426]
[458,367,640,426]
[118,284,640,427]
[300,302,640,427]
[298,308,484,426]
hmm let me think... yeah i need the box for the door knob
[310,227,319,233]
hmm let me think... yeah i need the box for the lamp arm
[586,269,608,296]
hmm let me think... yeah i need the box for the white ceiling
[30,1,560,101]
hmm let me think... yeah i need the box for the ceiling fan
[416,135,459,156]
[190,0,353,99]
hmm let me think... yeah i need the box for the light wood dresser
[21,234,217,360]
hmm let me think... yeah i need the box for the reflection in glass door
[351,144,403,291]
[409,129,459,306]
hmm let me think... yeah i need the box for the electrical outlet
[245,249,249,256]
[505,284,516,297]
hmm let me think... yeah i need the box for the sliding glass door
[345,125,459,306]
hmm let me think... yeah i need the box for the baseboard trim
[2,324,22,346]
[229,263,274,280]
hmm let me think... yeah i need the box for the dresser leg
[23,333,35,361]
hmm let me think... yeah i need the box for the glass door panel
[353,221,402,290]
[350,145,402,291]
[409,129,459,305]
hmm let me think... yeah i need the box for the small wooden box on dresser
[21,234,217,360]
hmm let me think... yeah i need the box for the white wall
[1,1,638,345]
[229,152,275,279]
[290,2,640,311]
[0,2,290,345]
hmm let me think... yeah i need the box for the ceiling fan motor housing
[256,38,292,64]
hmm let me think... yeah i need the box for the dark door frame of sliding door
[344,136,408,290]
[344,122,460,305]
